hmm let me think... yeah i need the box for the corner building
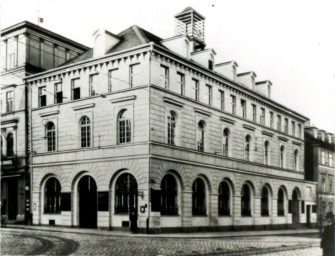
[26,8,317,232]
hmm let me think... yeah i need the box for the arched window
[294,150,299,171]
[197,121,205,151]
[280,146,285,168]
[261,186,270,216]
[6,133,14,157]
[115,173,137,214]
[46,122,56,152]
[264,141,269,165]
[161,174,178,215]
[223,128,230,157]
[218,181,230,216]
[118,109,131,144]
[167,111,177,145]
[245,135,251,161]
[44,177,61,213]
[241,184,251,216]
[277,188,285,216]
[192,178,206,215]
[80,116,91,148]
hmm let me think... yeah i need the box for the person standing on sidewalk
[321,211,335,256]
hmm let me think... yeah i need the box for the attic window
[208,60,213,70]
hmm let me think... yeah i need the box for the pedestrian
[321,211,335,256]
[130,208,138,234]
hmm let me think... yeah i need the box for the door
[307,205,311,226]
[292,190,299,225]
[8,178,18,220]
[78,176,97,228]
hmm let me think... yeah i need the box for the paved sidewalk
[2,224,319,238]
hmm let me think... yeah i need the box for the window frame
[252,104,257,122]
[129,63,140,88]
[241,99,247,119]
[192,178,207,216]
[6,133,14,157]
[46,122,56,152]
[261,186,270,217]
[231,95,236,115]
[219,90,225,111]
[193,78,199,101]
[197,120,205,152]
[54,82,63,104]
[89,73,99,96]
[118,109,132,144]
[44,177,61,214]
[241,184,252,217]
[6,91,14,112]
[260,108,265,125]
[80,116,91,148]
[223,128,230,157]
[167,111,177,145]
[38,86,47,107]
[218,181,231,216]
[161,174,178,216]
[71,78,81,100]
[206,84,212,106]
[177,72,185,96]
[160,65,169,89]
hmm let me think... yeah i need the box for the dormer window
[208,54,214,70]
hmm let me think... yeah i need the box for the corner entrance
[78,176,97,228]
[292,189,300,225]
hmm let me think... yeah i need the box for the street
[0,228,322,256]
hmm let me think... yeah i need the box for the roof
[62,25,164,66]
[305,131,335,150]
[175,7,206,20]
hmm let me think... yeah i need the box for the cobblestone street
[0,228,322,256]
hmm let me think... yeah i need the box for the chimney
[92,29,121,58]
[215,61,238,81]
[237,72,257,90]
[255,80,272,98]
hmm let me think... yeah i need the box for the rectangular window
[39,86,47,107]
[71,79,80,100]
[54,82,63,104]
[321,151,326,165]
[298,124,302,138]
[6,91,14,112]
[270,111,274,128]
[160,65,169,89]
[231,95,236,115]
[252,104,257,122]
[277,115,282,131]
[329,176,333,192]
[241,100,247,118]
[177,72,185,95]
[129,63,140,87]
[207,85,212,106]
[329,154,333,167]
[291,121,295,136]
[284,118,289,134]
[219,90,225,111]
[89,73,98,96]
[260,108,265,125]
[9,53,15,69]
[301,201,305,214]
[108,69,117,92]
[193,79,199,101]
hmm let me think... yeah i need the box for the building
[1,21,88,223]
[25,7,317,232]
[305,127,335,227]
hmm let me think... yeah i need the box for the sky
[1,0,335,132]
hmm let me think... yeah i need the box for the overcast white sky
[1,0,334,132]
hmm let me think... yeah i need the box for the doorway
[8,178,18,220]
[307,205,311,226]
[292,189,299,225]
[78,176,97,228]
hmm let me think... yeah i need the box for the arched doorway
[78,176,97,228]
[292,189,300,225]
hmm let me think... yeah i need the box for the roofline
[256,80,272,86]
[1,21,89,51]
[175,8,206,20]
[237,71,257,77]
[215,61,239,67]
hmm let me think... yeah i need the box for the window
[80,116,91,148]
[71,79,80,100]
[260,108,265,125]
[46,122,56,152]
[197,121,205,151]
[6,133,14,157]
[280,146,285,168]
[6,91,14,112]
[44,178,61,213]
[261,186,269,216]
[177,72,185,95]
[298,124,302,138]
[161,174,178,215]
[39,86,47,107]
[245,135,251,161]
[294,149,299,171]
[129,64,140,87]
[252,104,257,122]
[291,121,295,136]
[231,95,236,115]
[167,111,176,145]
[223,128,229,157]
[270,111,274,128]
[0,136,3,157]
[277,115,281,131]
[277,188,285,216]
[207,85,212,106]
[192,178,206,216]
[108,69,117,92]
[218,181,230,216]
[89,73,98,96]
[241,184,251,216]
[54,82,63,104]
[160,65,169,89]
[208,59,214,70]
[193,79,199,101]
[301,201,305,214]
[329,154,333,167]
[321,151,326,165]
[219,90,225,111]
[322,176,326,192]
[9,53,15,69]
[264,141,269,165]
[241,100,247,118]
[284,118,289,134]
[118,109,131,144]
[115,173,137,214]
[329,176,333,193]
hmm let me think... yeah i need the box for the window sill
[192,214,207,217]
[218,215,231,217]
[43,212,61,215]
[161,214,179,217]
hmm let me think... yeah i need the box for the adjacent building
[22,7,318,232]
[0,21,88,223]
[305,127,335,227]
